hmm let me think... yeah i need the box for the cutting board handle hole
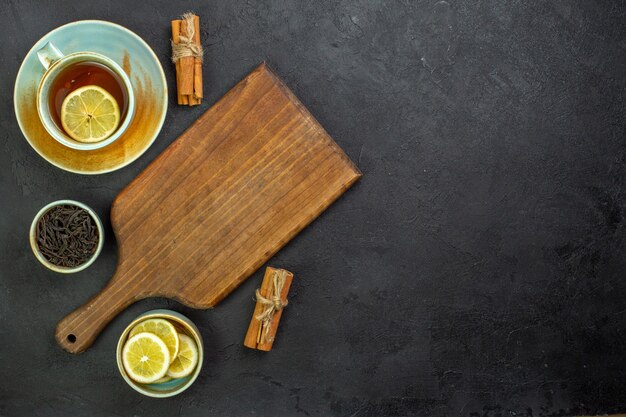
[67,334,76,343]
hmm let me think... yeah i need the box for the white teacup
[36,41,135,150]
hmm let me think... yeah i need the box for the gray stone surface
[1,1,625,416]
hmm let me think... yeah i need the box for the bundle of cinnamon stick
[244,267,294,351]
[171,13,203,106]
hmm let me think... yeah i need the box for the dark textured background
[1,1,625,416]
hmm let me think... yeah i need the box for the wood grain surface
[55,62,362,353]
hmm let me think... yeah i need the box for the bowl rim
[116,309,204,398]
[29,199,104,273]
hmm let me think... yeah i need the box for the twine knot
[171,12,204,63]
[271,295,283,310]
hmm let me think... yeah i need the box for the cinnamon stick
[192,15,203,101]
[170,20,187,105]
[179,19,195,97]
[244,267,294,351]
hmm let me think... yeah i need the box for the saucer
[14,20,168,175]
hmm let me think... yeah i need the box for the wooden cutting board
[55,63,361,353]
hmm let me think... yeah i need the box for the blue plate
[14,20,168,174]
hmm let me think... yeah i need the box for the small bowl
[29,199,104,273]
[116,309,204,398]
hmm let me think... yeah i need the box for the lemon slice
[166,334,199,378]
[61,85,120,143]
[129,318,179,363]
[150,375,173,384]
[122,332,171,384]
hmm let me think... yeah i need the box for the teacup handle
[37,41,64,70]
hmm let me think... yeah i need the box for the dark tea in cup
[36,42,136,150]
[48,61,129,133]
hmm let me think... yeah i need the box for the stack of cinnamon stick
[171,13,203,106]
[244,267,294,351]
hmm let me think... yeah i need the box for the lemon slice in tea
[129,318,179,363]
[166,334,199,378]
[61,85,120,143]
[122,332,171,384]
